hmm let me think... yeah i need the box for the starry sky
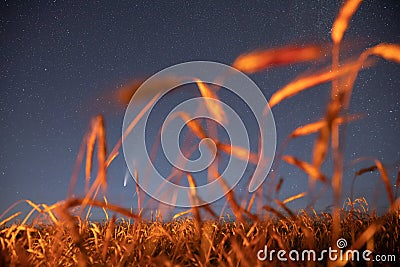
[1,1,399,219]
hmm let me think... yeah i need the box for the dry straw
[1,1,399,265]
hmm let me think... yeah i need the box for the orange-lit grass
[1,1,399,266]
[282,155,327,183]
[268,59,370,108]
[0,196,399,265]
[331,0,362,95]
[195,79,227,124]
[232,44,324,74]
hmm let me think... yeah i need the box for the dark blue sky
[1,1,399,219]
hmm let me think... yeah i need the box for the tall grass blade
[375,160,394,205]
[0,212,21,227]
[282,192,307,204]
[232,45,322,74]
[85,119,98,191]
[282,155,327,182]
[331,0,362,45]
[195,79,227,124]
[290,114,361,138]
[269,61,362,108]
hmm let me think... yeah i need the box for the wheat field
[1,1,399,266]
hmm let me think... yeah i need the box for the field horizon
[1,0,400,266]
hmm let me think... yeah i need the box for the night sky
[1,1,399,219]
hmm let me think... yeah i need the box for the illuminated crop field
[1,1,399,266]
